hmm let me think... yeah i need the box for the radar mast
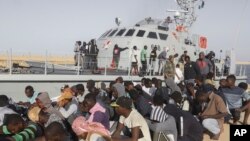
[174,0,205,29]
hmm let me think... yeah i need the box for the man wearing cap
[196,84,228,140]
[111,96,151,141]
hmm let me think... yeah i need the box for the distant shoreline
[236,61,250,65]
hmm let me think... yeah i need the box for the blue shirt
[28,92,39,104]
[222,87,244,109]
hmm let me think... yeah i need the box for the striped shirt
[11,124,37,141]
[150,105,168,123]
[222,87,244,109]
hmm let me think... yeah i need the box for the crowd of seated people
[0,51,249,141]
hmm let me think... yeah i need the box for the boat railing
[0,50,248,79]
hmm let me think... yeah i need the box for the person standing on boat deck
[164,55,176,80]
[196,52,213,79]
[130,46,140,75]
[224,56,230,76]
[149,46,157,75]
[89,39,99,71]
[140,45,147,75]
[206,51,216,76]
[113,44,128,69]
[80,41,87,69]
[178,50,187,72]
[184,56,200,84]
[85,41,91,69]
[174,64,183,84]
[157,47,169,75]
[74,41,81,66]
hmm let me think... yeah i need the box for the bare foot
[211,133,220,140]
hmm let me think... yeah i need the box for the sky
[0,0,249,61]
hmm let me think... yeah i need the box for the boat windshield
[147,32,158,39]
[136,30,146,37]
[125,29,135,36]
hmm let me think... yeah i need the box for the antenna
[167,0,206,29]
[115,17,121,26]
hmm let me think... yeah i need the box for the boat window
[100,29,112,38]
[108,29,118,37]
[136,30,145,37]
[116,29,126,36]
[125,29,135,36]
[147,32,158,39]
[158,33,168,40]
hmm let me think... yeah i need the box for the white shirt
[174,68,184,84]
[59,104,78,118]
[131,49,140,62]
[0,106,16,126]
[119,109,152,141]
[142,86,151,96]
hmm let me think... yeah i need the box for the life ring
[199,36,207,49]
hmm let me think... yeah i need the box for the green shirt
[141,49,147,61]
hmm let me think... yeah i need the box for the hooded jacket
[36,92,64,119]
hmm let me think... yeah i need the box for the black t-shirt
[150,50,157,61]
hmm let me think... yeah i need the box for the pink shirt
[87,102,106,122]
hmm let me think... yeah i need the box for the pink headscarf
[71,116,110,136]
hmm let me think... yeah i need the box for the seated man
[221,75,245,124]
[146,95,177,141]
[0,95,16,126]
[197,85,228,140]
[18,85,39,107]
[82,93,110,130]
[58,88,80,124]
[128,89,152,117]
[111,96,151,141]
[164,104,203,141]
[45,122,70,141]
[237,82,250,125]
[0,114,25,135]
